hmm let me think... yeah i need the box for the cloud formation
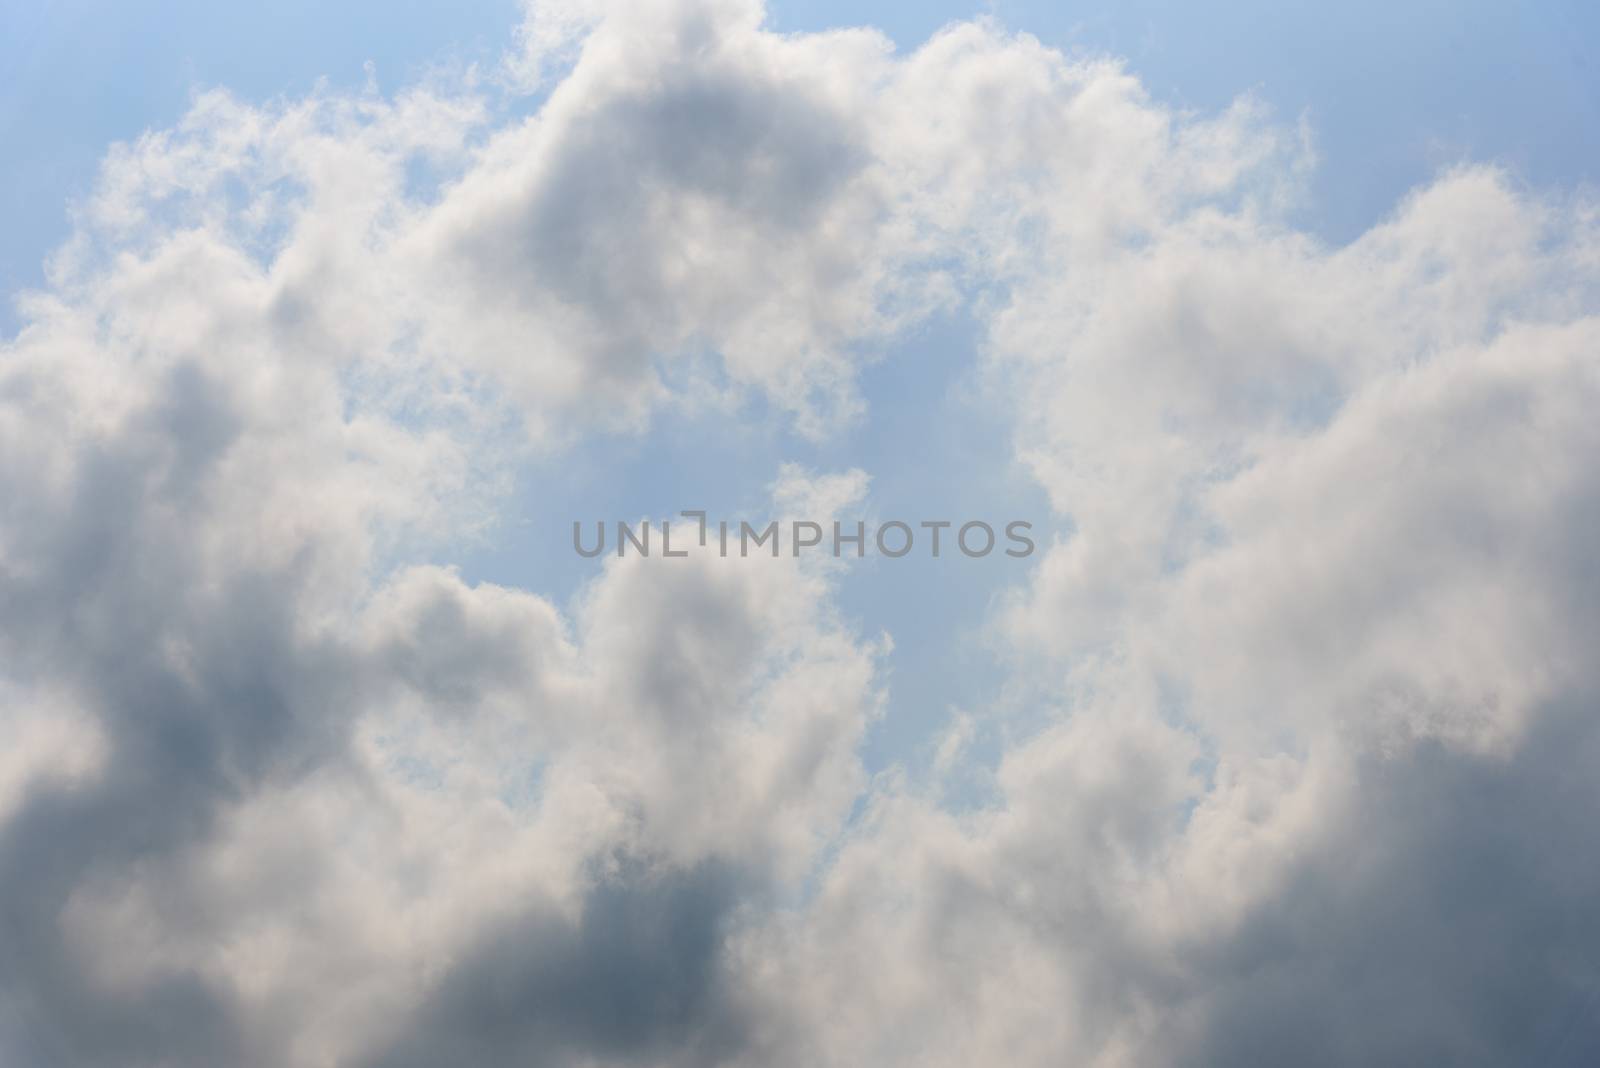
[2,1,1598,1065]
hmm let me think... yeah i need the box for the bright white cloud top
[2,1,1598,1065]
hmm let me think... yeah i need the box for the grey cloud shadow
[360,855,750,1068]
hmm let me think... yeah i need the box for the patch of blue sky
[443,303,1056,780]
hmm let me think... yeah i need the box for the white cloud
[737,42,1600,1068]
[2,2,1599,1066]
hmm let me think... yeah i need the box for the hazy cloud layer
[2,1,1598,1065]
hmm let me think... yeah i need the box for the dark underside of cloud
[361,858,746,1068]
[1154,697,1600,1068]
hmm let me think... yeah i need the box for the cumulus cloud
[2,0,1599,1065]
